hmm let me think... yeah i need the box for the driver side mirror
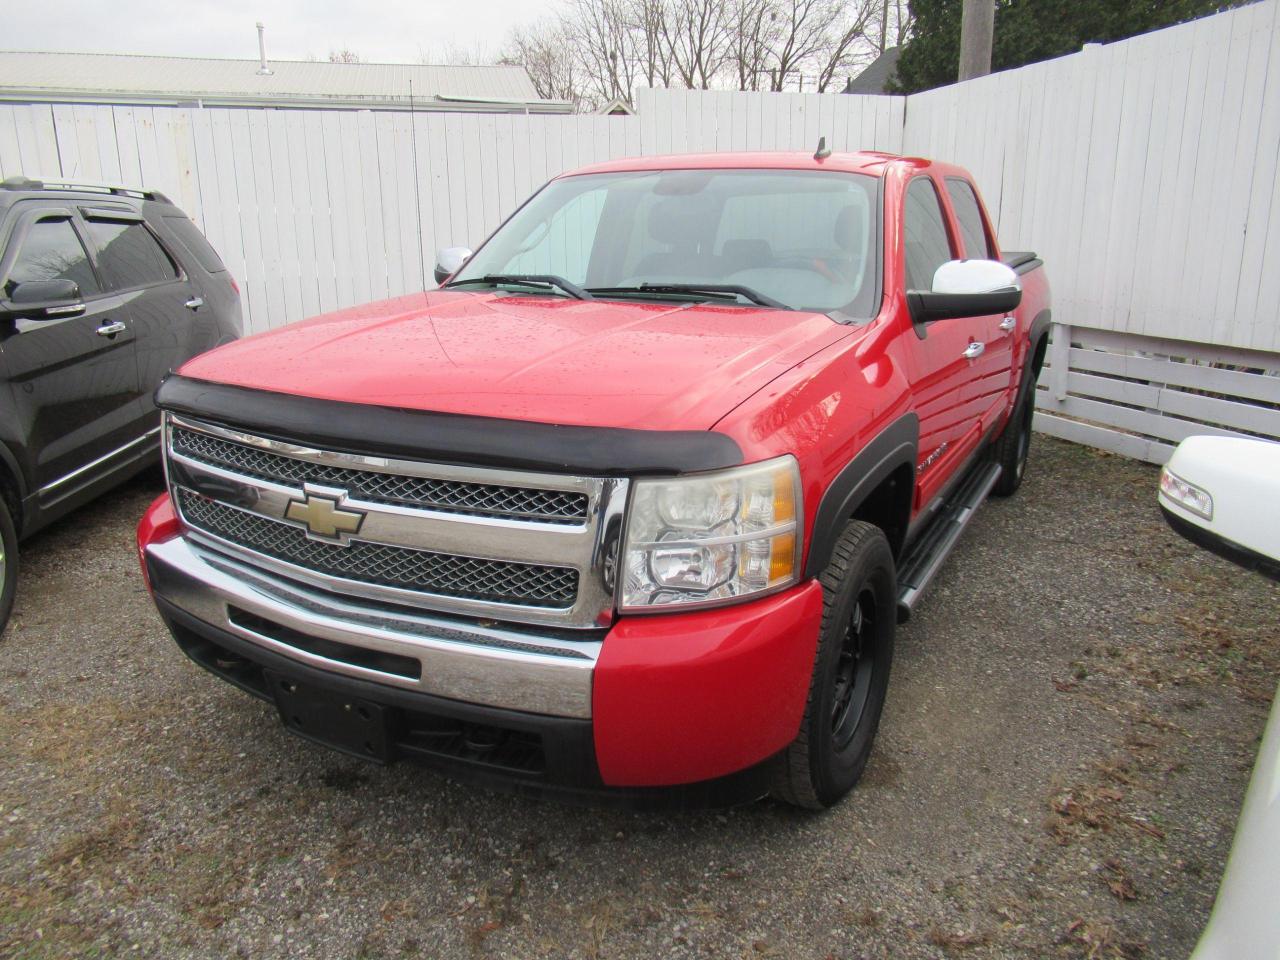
[0,278,85,320]
[434,246,473,286]
[908,259,1021,325]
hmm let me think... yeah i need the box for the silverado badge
[284,489,365,544]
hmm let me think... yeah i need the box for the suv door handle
[962,341,985,359]
[96,320,127,338]
[999,315,1016,332]
[184,297,204,311]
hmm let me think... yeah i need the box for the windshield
[449,169,880,317]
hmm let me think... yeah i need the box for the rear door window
[5,216,100,297]
[162,215,226,273]
[83,217,179,290]
[945,178,997,260]
[903,178,954,291]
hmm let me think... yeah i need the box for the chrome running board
[896,462,1002,622]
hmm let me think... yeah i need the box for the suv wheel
[0,496,17,638]
[772,520,895,809]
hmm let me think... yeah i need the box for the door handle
[96,320,127,338]
[962,341,985,359]
[999,315,1017,333]
[185,297,204,311]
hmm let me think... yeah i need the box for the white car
[1162,436,1280,960]
[1159,435,1280,583]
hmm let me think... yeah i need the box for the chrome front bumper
[146,535,600,719]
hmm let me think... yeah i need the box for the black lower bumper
[156,596,775,809]
[1160,506,1280,583]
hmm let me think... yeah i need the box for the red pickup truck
[137,150,1050,808]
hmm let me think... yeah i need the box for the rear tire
[991,382,1036,497]
[0,497,18,639]
[772,520,895,809]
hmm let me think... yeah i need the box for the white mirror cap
[1162,435,1280,561]
[436,246,473,275]
[931,259,1020,295]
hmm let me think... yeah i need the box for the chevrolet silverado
[136,149,1050,808]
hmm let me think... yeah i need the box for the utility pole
[958,0,995,81]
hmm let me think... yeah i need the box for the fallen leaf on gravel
[927,927,990,950]
[1127,817,1166,840]
[1064,918,1147,958]
[1102,859,1139,901]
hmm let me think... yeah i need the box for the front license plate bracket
[267,670,393,763]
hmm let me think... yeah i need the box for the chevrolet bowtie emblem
[285,491,365,543]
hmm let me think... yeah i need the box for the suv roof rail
[0,175,171,204]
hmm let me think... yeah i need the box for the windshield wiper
[445,274,592,300]
[586,283,789,309]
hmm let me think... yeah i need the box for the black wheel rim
[832,588,877,750]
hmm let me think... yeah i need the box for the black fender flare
[804,412,919,577]
[0,436,28,528]
[1019,308,1052,405]
[0,438,27,499]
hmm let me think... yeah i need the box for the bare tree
[567,0,642,104]
[812,0,881,91]
[418,41,493,66]
[501,0,893,107]
[661,0,732,89]
[500,21,585,106]
[328,48,361,63]
[727,0,775,91]
[631,0,674,89]
[893,0,913,48]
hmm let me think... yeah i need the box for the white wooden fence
[896,0,1280,461]
[0,0,1278,461]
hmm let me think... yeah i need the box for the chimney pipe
[256,22,273,76]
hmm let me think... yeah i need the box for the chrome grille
[176,488,579,608]
[171,427,589,524]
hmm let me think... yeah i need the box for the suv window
[163,215,225,274]
[904,178,953,291]
[5,217,100,297]
[945,178,996,259]
[84,218,179,289]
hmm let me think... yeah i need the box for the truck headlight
[620,456,802,611]
[1160,467,1213,520]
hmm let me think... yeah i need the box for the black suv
[0,176,241,633]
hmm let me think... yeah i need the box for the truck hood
[178,290,853,431]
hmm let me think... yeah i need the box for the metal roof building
[0,51,572,113]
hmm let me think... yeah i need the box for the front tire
[0,496,18,638]
[772,520,895,809]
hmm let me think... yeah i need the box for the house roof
[845,47,902,95]
[595,98,635,116]
[0,51,571,113]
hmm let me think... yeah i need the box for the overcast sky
[5,0,561,63]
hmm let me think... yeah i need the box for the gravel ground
[1,436,1277,960]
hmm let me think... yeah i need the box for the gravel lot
[1,436,1277,960]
